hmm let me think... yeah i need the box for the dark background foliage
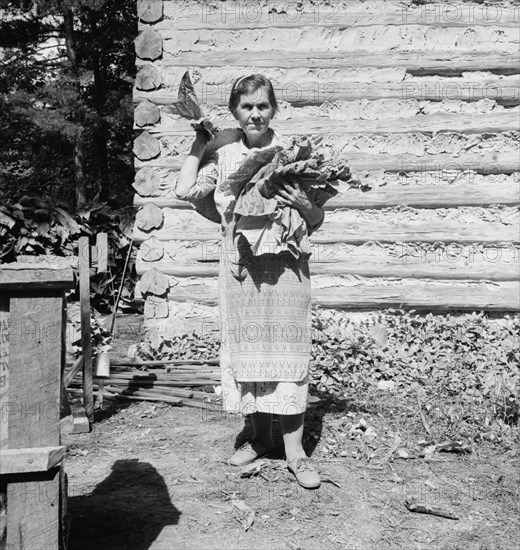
[0,0,136,209]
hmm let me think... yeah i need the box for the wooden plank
[7,293,63,550]
[71,402,90,434]
[142,112,520,136]
[6,468,62,549]
[134,209,520,245]
[135,78,520,106]
[63,355,84,388]
[96,378,104,409]
[17,255,78,268]
[135,151,520,175]
[0,296,8,451]
[7,294,63,445]
[160,3,520,29]
[134,179,520,210]
[160,51,520,75]
[0,264,74,291]
[78,236,94,421]
[60,466,70,550]
[60,377,71,419]
[0,446,66,475]
[96,233,109,273]
[163,280,520,311]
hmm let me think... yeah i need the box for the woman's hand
[273,176,324,229]
[191,119,215,143]
[273,175,313,211]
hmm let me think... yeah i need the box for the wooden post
[0,296,9,452]
[78,237,94,421]
[0,263,74,550]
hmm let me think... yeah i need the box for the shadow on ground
[232,396,356,459]
[67,459,180,550]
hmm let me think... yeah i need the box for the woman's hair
[228,74,278,116]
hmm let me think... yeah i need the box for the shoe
[228,440,275,466]
[286,456,321,489]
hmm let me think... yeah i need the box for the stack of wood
[67,359,222,411]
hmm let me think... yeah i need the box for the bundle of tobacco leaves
[229,136,358,276]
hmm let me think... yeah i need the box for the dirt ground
[62,315,520,550]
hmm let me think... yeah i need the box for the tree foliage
[0,0,136,210]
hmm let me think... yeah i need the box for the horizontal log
[162,280,520,311]
[160,3,520,29]
[134,208,520,245]
[134,179,520,210]
[135,249,520,282]
[140,112,520,135]
[157,27,519,58]
[0,446,66,475]
[135,78,520,106]
[135,151,520,174]
[139,306,520,339]
[160,51,520,75]
[0,264,75,291]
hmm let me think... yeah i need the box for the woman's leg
[251,411,274,447]
[279,412,306,461]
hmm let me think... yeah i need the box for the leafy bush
[0,194,138,314]
[135,307,519,447]
[310,307,520,446]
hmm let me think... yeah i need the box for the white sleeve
[179,155,218,201]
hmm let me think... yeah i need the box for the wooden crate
[0,263,74,550]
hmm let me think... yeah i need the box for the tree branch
[0,43,66,67]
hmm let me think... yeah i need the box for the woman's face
[233,86,275,140]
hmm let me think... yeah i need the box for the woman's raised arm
[175,131,209,199]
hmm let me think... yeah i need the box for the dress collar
[239,127,280,150]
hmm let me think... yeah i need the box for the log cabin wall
[132,0,520,343]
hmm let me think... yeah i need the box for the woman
[175,74,324,489]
